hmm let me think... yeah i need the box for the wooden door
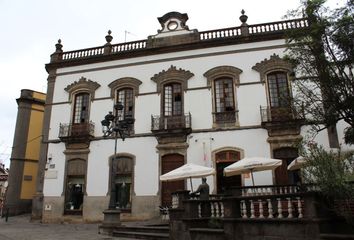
[274,148,298,185]
[161,154,184,207]
[216,161,241,194]
[215,150,241,194]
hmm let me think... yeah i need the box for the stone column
[32,71,56,220]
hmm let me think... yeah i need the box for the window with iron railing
[267,72,290,108]
[73,92,90,124]
[164,83,182,117]
[214,78,237,124]
[116,88,134,120]
[116,88,135,134]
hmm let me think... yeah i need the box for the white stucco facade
[41,12,352,222]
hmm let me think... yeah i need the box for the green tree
[285,0,354,144]
[299,141,354,221]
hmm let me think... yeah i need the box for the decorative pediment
[203,66,243,86]
[252,54,293,82]
[64,77,100,101]
[108,77,142,98]
[151,65,194,93]
[157,12,189,33]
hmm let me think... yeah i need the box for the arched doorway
[215,150,241,194]
[274,147,300,185]
[64,159,86,215]
[161,154,184,207]
[112,156,133,211]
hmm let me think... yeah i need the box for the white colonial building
[34,11,350,222]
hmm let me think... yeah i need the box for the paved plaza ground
[0,214,137,240]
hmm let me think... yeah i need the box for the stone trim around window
[64,77,100,102]
[252,54,293,82]
[108,77,142,98]
[151,65,194,93]
[204,66,242,128]
[203,65,243,87]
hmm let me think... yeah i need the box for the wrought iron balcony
[151,113,192,132]
[260,106,305,123]
[212,111,238,124]
[59,121,95,142]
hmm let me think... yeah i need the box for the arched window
[72,92,90,124]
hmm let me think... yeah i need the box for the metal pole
[190,177,193,192]
[5,207,9,222]
[108,125,118,209]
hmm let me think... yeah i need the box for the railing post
[303,192,331,218]
[239,10,249,36]
[183,200,200,219]
[104,30,113,55]
[173,190,190,209]
[223,197,241,218]
[50,39,63,62]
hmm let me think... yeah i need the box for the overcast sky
[0,0,343,167]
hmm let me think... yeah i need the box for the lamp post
[101,102,135,210]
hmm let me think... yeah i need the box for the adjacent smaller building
[0,163,8,204]
[5,89,45,215]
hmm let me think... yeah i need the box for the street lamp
[101,102,135,210]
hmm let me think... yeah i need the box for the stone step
[116,225,169,234]
[189,228,226,240]
[320,233,354,240]
[113,230,169,240]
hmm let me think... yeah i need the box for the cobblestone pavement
[0,214,137,240]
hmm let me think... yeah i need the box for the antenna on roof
[124,30,136,42]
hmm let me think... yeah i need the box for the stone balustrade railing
[169,184,322,220]
[248,18,308,34]
[230,183,319,197]
[62,46,105,60]
[199,27,242,40]
[52,18,307,63]
[199,18,308,41]
[240,195,304,219]
[111,40,147,53]
[198,199,225,218]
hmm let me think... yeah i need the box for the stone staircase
[113,224,169,240]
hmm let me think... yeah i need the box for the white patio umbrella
[223,157,282,186]
[160,163,215,191]
[287,156,307,171]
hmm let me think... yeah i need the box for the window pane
[267,72,289,108]
[215,78,234,113]
[164,83,182,116]
[73,93,89,124]
[117,88,134,120]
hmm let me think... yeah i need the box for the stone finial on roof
[105,30,113,44]
[55,39,63,53]
[239,10,249,36]
[50,39,63,62]
[104,30,113,54]
[239,9,248,25]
